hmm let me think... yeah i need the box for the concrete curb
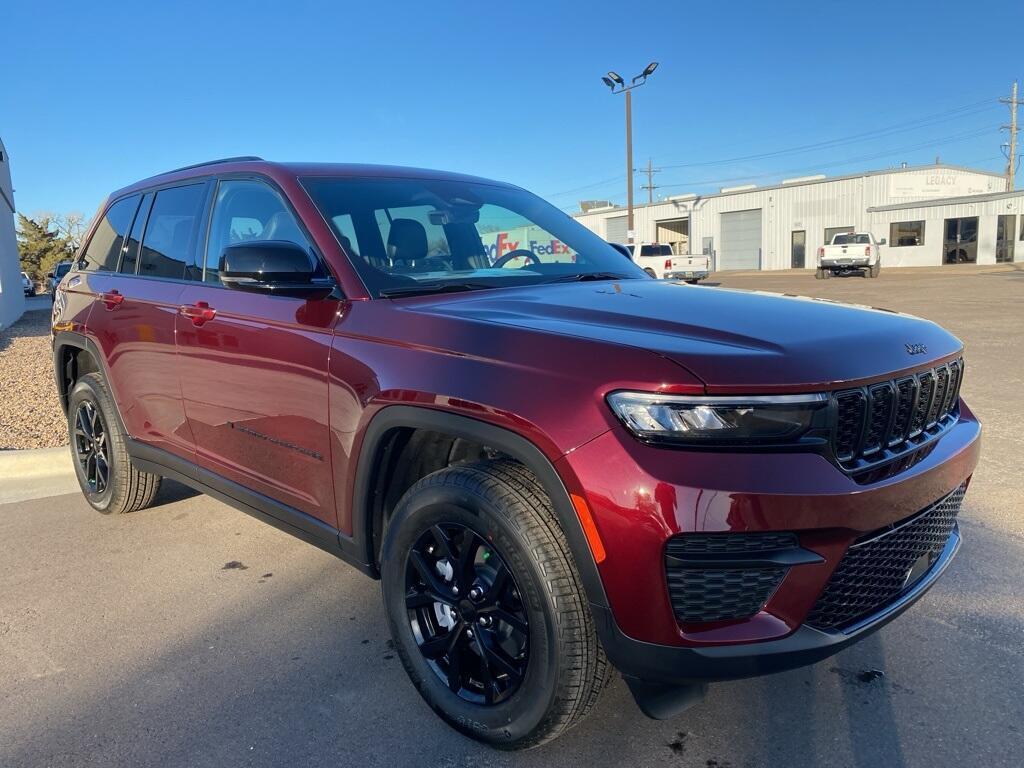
[0,445,80,505]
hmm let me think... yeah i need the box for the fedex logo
[484,231,575,261]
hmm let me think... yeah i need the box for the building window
[890,220,925,247]
[824,226,853,244]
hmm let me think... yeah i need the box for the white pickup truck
[610,242,710,283]
[816,232,884,279]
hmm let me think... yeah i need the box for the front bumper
[592,524,961,684]
[556,402,980,681]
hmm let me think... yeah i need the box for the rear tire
[869,262,881,278]
[643,268,658,279]
[381,459,610,749]
[816,268,831,279]
[68,372,161,514]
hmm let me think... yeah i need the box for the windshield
[640,244,672,257]
[832,234,870,245]
[302,176,646,297]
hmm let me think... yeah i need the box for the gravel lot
[0,309,65,450]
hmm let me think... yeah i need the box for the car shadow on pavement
[151,478,201,506]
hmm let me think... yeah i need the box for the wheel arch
[352,405,611,612]
[53,331,129,436]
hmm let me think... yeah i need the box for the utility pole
[1000,80,1020,191]
[601,62,659,244]
[640,157,661,204]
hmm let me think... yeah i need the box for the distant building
[0,137,25,329]
[578,199,614,214]
[573,164,1022,270]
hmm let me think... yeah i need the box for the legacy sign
[888,173,995,199]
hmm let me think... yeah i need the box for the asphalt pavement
[1,267,1021,767]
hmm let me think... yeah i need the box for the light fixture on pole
[601,62,659,244]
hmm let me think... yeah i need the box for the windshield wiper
[379,281,495,298]
[548,272,633,283]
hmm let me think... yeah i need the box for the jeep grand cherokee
[51,157,980,749]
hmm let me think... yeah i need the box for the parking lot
[1,266,1021,768]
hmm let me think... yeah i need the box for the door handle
[100,290,124,310]
[179,301,217,327]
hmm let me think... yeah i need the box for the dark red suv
[52,157,980,748]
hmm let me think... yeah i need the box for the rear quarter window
[80,195,141,272]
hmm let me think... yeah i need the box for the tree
[16,213,79,280]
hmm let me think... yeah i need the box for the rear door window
[120,193,153,274]
[138,184,207,280]
[81,195,141,272]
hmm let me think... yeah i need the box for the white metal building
[573,164,1023,270]
[0,137,25,330]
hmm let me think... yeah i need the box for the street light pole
[625,89,633,241]
[602,62,658,245]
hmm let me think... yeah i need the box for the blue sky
[2,0,1022,218]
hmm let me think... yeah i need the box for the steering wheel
[492,249,540,269]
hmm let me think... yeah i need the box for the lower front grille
[667,568,786,623]
[806,484,966,631]
[664,532,801,623]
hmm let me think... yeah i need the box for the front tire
[381,460,610,749]
[68,372,161,514]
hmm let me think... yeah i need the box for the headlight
[607,391,828,445]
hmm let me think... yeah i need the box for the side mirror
[219,241,335,299]
[878,238,887,245]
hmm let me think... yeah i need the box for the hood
[401,280,963,392]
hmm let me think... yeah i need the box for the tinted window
[120,193,153,274]
[639,244,672,257]
[205,179,313,282]
[138,184,206,280]
[81,195,140,272]
[832,233,870,245]
[303,176,643,297]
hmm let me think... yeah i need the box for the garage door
[605,215,627,243]
[719,209,762,270]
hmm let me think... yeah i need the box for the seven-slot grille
[805,484,965,630]
[832,359,962,482]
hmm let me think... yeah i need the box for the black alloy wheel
[73,400,109,495]
[405,522,530,705]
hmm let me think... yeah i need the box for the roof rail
[159,156,264,175]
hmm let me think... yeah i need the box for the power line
[651,126,995,191]
[658,99,999,169]
[545,95,1000,198]
[655,125,996,190]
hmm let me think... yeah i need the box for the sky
[2,0,1022,219]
